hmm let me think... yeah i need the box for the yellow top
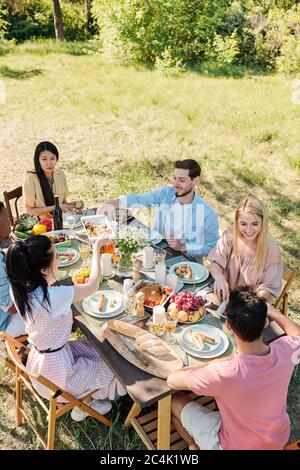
[23,169,69,210]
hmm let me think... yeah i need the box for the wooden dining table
[57,214,285,450]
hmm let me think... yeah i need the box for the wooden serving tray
[103,320,183,379]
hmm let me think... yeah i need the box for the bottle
[53,195,63,230]
[132,259,141,283]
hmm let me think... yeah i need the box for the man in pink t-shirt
[167,288,300,450]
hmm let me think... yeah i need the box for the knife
[119,336,150,367]
[182,351,189,367]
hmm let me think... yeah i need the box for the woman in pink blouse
[208,196,282,301]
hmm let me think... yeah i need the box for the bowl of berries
[168,291,209,323]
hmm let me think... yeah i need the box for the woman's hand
[61,203,74,212]
[92,236,108,255]
[214,275,229,301]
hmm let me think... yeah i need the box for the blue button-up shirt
[120,186,219,257]
[0,250,13,331]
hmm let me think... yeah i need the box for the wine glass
[123,295,137,317]
[153,248,166,265]
[164,312,178,344]
[79,243,91,265]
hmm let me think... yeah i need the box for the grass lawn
[0,40,299,449]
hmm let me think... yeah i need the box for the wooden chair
[0,334,28,372]
[284,440,300,450]
[274,266,296,316]
[3,186,23,226]
[3,333,112,450]
[178,435,300,451]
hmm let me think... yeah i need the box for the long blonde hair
[233,196,269,277]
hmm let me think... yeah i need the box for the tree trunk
[86,0,94,34]
[52,0,64,41]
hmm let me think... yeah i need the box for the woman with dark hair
[6,235,126,420]
[24,141,74,217]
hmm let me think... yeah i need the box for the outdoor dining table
[57,212,285,450]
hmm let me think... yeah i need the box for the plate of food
[82,290,123,319]
[45,230,73,247]
[169,261,209,284]
[127,280,173,312]
[180,324,229,359]
[13,214,41,240]
[57,247,80,267]
[168,291,208,323]
[81,215,115,240]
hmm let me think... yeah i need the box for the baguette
[107,320,137,338]
[189,331,204,350]
[98,294,105,312]
[188,330,216,347]
[187,266,193,280]
[199,333,216,344]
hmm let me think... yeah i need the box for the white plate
[81,215,115,241]
[148,229,163,245]
[57,247,80,267]
[82,303,124,320]
[169,261,209,284]
[62,213,82,229]
[82,290,123,318]
[180,324,229,359]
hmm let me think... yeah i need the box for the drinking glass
[123,295,137,316]
[100,240,116,256]
[166,273,178,290]
[65,211,77,231]
[148,321,166,337]
[155,263,166,284]
[153,248,166,265]
[164,313,178,344]
[79,243,91,264]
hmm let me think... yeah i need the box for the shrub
[208,30,240,64]
[2,0,90,42]
[92,0,300,73]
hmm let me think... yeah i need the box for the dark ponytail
[6,235,54,318]
[31,141,59,207]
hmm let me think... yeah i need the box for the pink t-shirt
[185,336,300,450]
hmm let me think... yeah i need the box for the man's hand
[167,239,186,252]
[96,199,119,216]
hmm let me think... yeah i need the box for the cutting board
[103,320,183,379]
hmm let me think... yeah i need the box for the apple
[177,310,189,322]
[189,310,200,322]
[197,306,206,317]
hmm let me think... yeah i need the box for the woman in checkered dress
[6,235,126,407]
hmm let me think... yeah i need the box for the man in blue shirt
[0,202,26,357]
[98,160,219,260]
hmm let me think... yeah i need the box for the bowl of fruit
[72,265,91,284]
[168,291,209,323]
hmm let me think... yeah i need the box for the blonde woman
[208,196,282,301]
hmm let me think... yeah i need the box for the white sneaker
[71,399,112,422]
